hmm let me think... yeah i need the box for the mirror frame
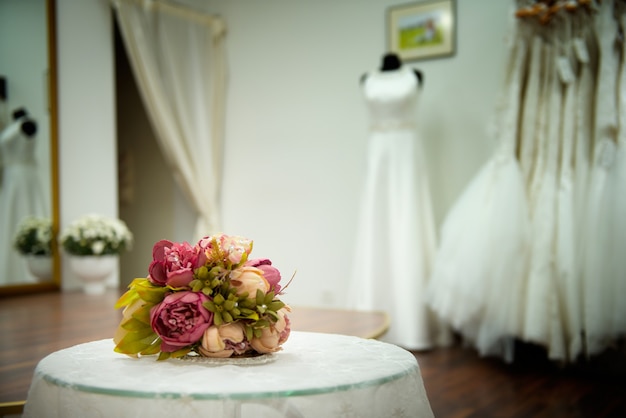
[0,0,60,296]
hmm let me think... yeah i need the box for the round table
[23,331,434,417]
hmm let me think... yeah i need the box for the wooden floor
[2,290,626,417]
[414,340,626,417]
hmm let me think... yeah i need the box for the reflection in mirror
[0,0,59,295]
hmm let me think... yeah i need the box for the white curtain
[112,0,227,239]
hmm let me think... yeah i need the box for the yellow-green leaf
[139,338,162,355]
[131,304,153,324]
[169,347,192,358]
[121,317,149,331]
[268,301,285,312]
[114,286,139,309]
[135,282,167,304]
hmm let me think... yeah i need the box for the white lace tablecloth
[23,331,434,418]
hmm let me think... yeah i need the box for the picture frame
[387,0,456,62]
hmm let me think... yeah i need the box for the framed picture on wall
[387,0,456,62]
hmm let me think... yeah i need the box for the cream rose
[229,266,270,299]
[199,322,249,358]
[250,307,291,354]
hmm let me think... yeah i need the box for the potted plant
[13,216,54,282]
[60,214,133,294]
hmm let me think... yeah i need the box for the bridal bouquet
[114,233,291,360]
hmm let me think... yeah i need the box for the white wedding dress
[0,118,48,285]
[347,65,450,350]
[426,28,531,362]
[428,1,626,363]
[581,1,626,356]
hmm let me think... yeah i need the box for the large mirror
[0,0,59,295]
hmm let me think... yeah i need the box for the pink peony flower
[229,266,270,298]
[245,258,282,293]
[148,240,200,288]
[150,291,213,352]
[199,322,250,358]
[250,307,291,354]
[197,234,253,266]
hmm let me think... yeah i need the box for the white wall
[59,0,514,307]
[190,0,514,307]
[57,0,118,290]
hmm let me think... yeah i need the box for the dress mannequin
[348,53,450,350]
[360,53,423,86]
[7,108,37,138]
[0,108,46,285]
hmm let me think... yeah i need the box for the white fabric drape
[112,0,227,239]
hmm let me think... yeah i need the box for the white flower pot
[26,255,54,282]
[68,255,117,295]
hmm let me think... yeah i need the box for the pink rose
[246,258,282,293]
[197,234,253,266]
[150,291,213,352]
[148,240,200,288]
[229,266,270,298]
[199,322,250,358]
[250,307,291,354]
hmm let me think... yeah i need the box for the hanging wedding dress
[426,25,531,362]
[0,117,47,285]
[425,1,626,364]
[582,0,626,356]
[348,65,450,350]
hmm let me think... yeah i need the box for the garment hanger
[515,0,601,25]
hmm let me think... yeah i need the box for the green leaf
[136,282,167,304]
[245,325,253,341]
[239,310,259,320]
[223,312,233,323]
[268,301,285,312]
[214,293,225,304]
[266,310,279,321]
[190,279,203,292]
[264,291,275,305]
[170,347,192,359]
[121,317,149,331]
[204,301,216,312]
[115,329,156,354]
[256,319,269,329]
[114,285,140,309]
[256,289,264,305]
[131,305,153,324]
[139,338,162,355]
[195,266,209,280]
[214,312,223,326]
[157,351,171,361]
[239,299,254,309]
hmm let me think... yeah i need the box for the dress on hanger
[425,29,531,361]
[581,0,626,356]
[347,65,449,350]
[0,117,48,285]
